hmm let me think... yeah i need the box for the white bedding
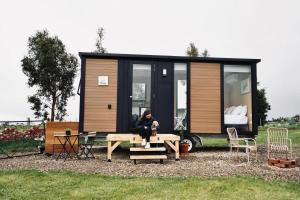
[225,114,248,124]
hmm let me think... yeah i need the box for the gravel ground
[0,145,299,181]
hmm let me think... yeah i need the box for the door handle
[129,96,132,98]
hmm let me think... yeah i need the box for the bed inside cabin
[224,65,252,132]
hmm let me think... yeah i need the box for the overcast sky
[0,0,299,121]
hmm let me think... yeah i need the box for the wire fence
[0,120,45,159]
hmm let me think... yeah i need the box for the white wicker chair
[227,127,257,163]
[267,127,292,159]
[174,111,187,130]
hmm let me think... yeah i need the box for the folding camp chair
[79,133,96,159]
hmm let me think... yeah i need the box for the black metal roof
[79,52,261,64]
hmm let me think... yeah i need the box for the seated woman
[137,110,159,149]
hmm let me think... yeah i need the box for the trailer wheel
[182,135,196,152]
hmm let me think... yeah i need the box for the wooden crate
[45,122,79,154]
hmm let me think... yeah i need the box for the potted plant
[65,128,71,136]
[177,125,189,156]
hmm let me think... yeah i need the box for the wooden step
[130,155,167,160]
[130,147,166,152]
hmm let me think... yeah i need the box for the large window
[174,63,187,130]
[132,64,151,117]
[224,65,252,131]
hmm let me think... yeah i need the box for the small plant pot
[65,130,71,136]
[179,143,189,156]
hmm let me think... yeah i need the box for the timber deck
[106,134,180,161]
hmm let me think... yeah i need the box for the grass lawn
[1,129,299,154]
[0,170,299,200]
[256,128,300,145]
[118,129,300,149]
[200,128,300,147]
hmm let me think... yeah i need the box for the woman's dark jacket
[136,117,156,130]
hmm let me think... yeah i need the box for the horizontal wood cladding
[45,122,79,154]
[84,59,118,132]
[190,63,221,133]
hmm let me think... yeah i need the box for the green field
[200,128,300,147]
[0,139,38,153]
[0,170,299,200]
[256,128,300,145]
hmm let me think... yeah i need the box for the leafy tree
[257,82,271,126]
[186,43,210,57]
[292,114,300,122]
[272,117,286,122]
[21,30,78,121]
[186,42,199,57]
[201,49,210,57]
[95,27,107,53]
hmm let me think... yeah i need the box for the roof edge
[78,52,261,63]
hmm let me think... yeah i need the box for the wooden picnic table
[106,133,180,162]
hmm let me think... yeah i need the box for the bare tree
[95,27,107,53]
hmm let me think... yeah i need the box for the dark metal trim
[116,60,127,132]
[79,52,261,64]
[220,64,225,134]
[252,63,258,135]
[151,62,156,118]
[170,63,175,134]
[76,79,81,95]
[187,62,191,133]
[79,57,86,133]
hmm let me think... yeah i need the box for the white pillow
[226,106,234,114]
[240,105,247,116]
[231,105,243,115]
[224,107,229,114]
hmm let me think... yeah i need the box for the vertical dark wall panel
[79,57,86,133]
[117,59,131,132]
[152,61,174,133]
[251,63,258,136]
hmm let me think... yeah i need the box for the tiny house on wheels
[78,53,260,151]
